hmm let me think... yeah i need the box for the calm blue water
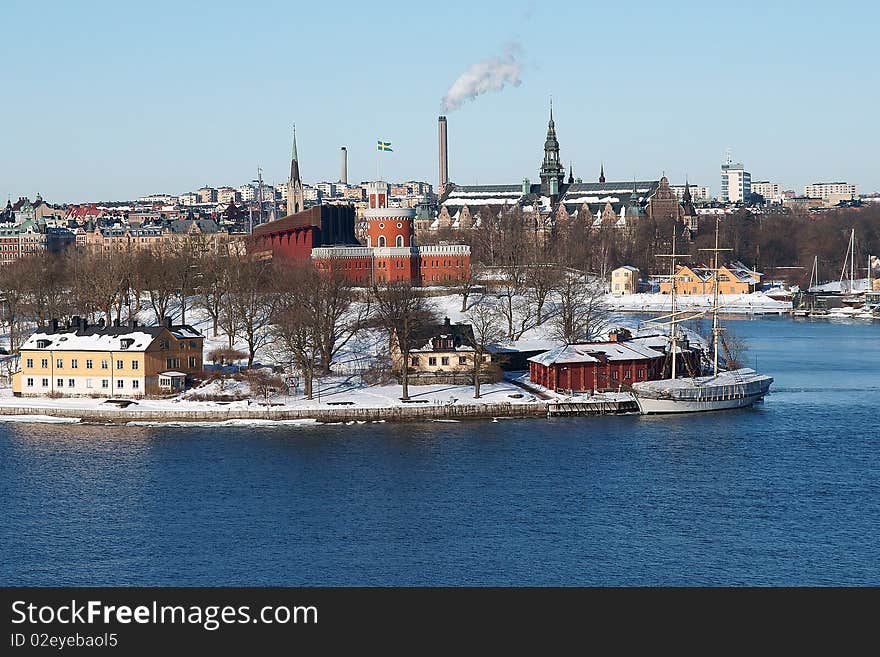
[1,317,878,586]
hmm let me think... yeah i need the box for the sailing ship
[632,219,773,414]
[825,229,877,320]
[792,256,829,317]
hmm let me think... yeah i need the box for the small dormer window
[120,338,134,349]
[36,339,51,348]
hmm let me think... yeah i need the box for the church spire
[599,163,605,184]
[286,124,304,216]
[568,164,574,185]
[289,124,301,184]
[540,98,564,196]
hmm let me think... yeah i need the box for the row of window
[26,358,140,371]
[410,355,490,366]
[25,378,139,390]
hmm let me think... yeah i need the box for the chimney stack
[340,147,348,185]
[438,116,448,193]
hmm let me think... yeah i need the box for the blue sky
[1,0,877,202]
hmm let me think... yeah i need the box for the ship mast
[700,217,732,375]
[656,225,690,379]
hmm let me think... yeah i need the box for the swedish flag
[377,140,393,152]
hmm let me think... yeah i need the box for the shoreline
[0,400,552,426]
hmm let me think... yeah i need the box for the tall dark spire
[286,124,304,216]
[539,98,564,196]
[683,180,693,203]
[599,163,605,184]
[568,164,574,185]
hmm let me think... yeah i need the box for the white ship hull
[633,369,773,415]
[636,390,766,414]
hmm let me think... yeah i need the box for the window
[611,371,619,381]
[71,359,78,369]
[483,356,490,363]
[428,357,437,366]
[56,358,63,368]
[41,359,48,369]
[396,235,403,247]
[26,378,33,387]
[42,378,49,387]
[101,360,108,369]
[101,380,109,389]
[624,371,631,380]
[86,379,93,389]
[86,359,93,369]
[159,339,169,350]
[26,358,33,368]
[68,379,75,387]
[410,357,419,366]
[189,356,197,368]
[378,236,386,247]
[116,360,124,370]
[57,378,64,387]
[441,357,449,366]
[117,380,124,389]
[132,360,139,370]
[132,380,139,390]
[458,356,468,365]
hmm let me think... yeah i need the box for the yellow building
[391,318,493,384]
[660,262,762,295]
[12,318,204,398]
[611,266,640,295]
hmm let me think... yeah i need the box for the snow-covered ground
[603,292,791,314]
[0,291,707,419]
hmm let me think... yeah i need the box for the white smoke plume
[441,44,523,112]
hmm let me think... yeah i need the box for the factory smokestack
[438,116,448,193]
[340,147,348,184]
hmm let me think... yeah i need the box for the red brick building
[528,333,701,392]
[258,181,470,286]
[249,204,359,261]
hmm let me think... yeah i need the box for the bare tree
[195,246,232,338]
[371,281,438,401]
[527,263,563,325]
[464,301,504,398]
[273,265,321,399]
[307,264,369,374]
[0,261,27,351]
[549,273,611,344]
[137,249,179,325]
[226,254,278,367]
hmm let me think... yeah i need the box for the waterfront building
[671,184,711,202]
[0,219,47,265]
[12,318,204,398]
[751,181,783,204]
[528,331,700,393]
[197,187,218,204]
[803,182,858,207]
[250,131,471,286]
[431,105,680,239]
[659,262,762,295]
[721,153,751,203]
[391,317,493,385]
[611,266,640,295]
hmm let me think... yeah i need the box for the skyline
[2,0,878,203]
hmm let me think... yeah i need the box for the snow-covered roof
[21,324,202,352]
[528,337,668,367]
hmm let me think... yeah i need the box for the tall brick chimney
[340,147,348,185]
[438,116,448,193]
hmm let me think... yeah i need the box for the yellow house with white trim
[12,317,204,398]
